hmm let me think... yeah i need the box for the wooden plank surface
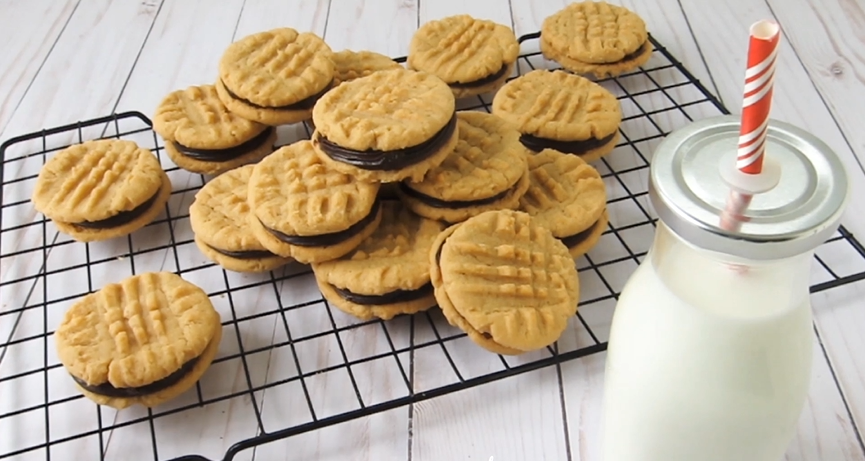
[0,0,864,460]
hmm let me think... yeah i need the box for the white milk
[601,223,814,461]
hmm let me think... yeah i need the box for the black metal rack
[2,32,864,461]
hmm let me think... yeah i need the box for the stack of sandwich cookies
[430,209,579,355]
[519,149,608,258]
[408,15,519,99]
[311,67,458,183]
[540,1,651,78]
[247,140,382,264]
[331,50,402,86]
[492,69,621,163]
[153,84,276,175]
[189,165,291,272]
[31,139,172,242]
[397,111,530,223]
[54,272,222,409]
[217,28,334,126]
[312,200,446,320]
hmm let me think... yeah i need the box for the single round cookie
[408,15,520,99]
[54,271,222,409]
[311,67,458,183]
[492,69,621,162]
[332,49,402,86]
[312,200,446,320]
[248,140,381,264]
[154,84,276,175]
[190,165,291,272]
[397,111,530,223]
[430,210,579,355]
[519,149,608,258]
[540,1,650,77]
[218,28,334,125]
[31,139,172,242]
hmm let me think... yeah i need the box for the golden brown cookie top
[408,15,520,84]
[313,201,446,294]
[332,50,402,86]
[248,140,379,236]
[31,139,164,223]
[311,68,456,152]
[492,69,621,141]
[434,209,579,351]
[405,111,527,200]
[219,28,334,107]
[153,84,267,149]
[54,272,221,388]
[541,1,647,64]
[519,149,607,237]
[189,165,268,253]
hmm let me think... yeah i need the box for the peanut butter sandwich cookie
[541,1,651,78]
[311,67,458,183]
[492,69,621,163]
[430,210,579,355]
[217,28,334,126]
[332,49,402,86]
[408,15,519,99]
[31,139,171,242]
[154,84,277,175]
[248,140,382,264]
[397,111,529,223]
[54,272,222,409]
[190,165,291,272]
[312,200,446,321]
[519,149,608,258]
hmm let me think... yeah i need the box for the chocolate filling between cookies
[222,79,334,111]
[560,217,605,248]
[262,200,381,247]
[616,42,649,63]
[208,245,279,260]
[74,189,162,229]
[332,281,434,305]
[398,182,512,209]
[519,131,617,156]
[448,64,510,89]
[174,127,274,162]
[71,355,201,398]
[317,114,457,171]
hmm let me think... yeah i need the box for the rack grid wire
[2,32,865,461]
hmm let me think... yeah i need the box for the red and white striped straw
[737,20,781,174]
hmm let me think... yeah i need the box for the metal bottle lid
[649,115,849,260]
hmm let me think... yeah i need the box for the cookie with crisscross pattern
[55,272,222,409]
[430,210,579,355]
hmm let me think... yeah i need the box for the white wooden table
[1,0,864,460]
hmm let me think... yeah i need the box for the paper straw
[737,20,781,174]
[720,20,782,234]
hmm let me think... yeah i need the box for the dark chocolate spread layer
[174,127,274,162]
[560,218,604,248]
[222,79,333,111]
[618,42,649,62]
[398,182,512,209]
[71,355,201,398]
[74,189,161,230]
[208,245,278,260]
[262,200,381,247]
[519,131,617,155]
[333,281,434,305]
[317,114,457,171]
[449,63,510,89]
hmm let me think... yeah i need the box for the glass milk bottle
[601,116,849,461]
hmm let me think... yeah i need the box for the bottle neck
[648,222,815,318]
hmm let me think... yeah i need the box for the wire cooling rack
[2,32,865,461]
